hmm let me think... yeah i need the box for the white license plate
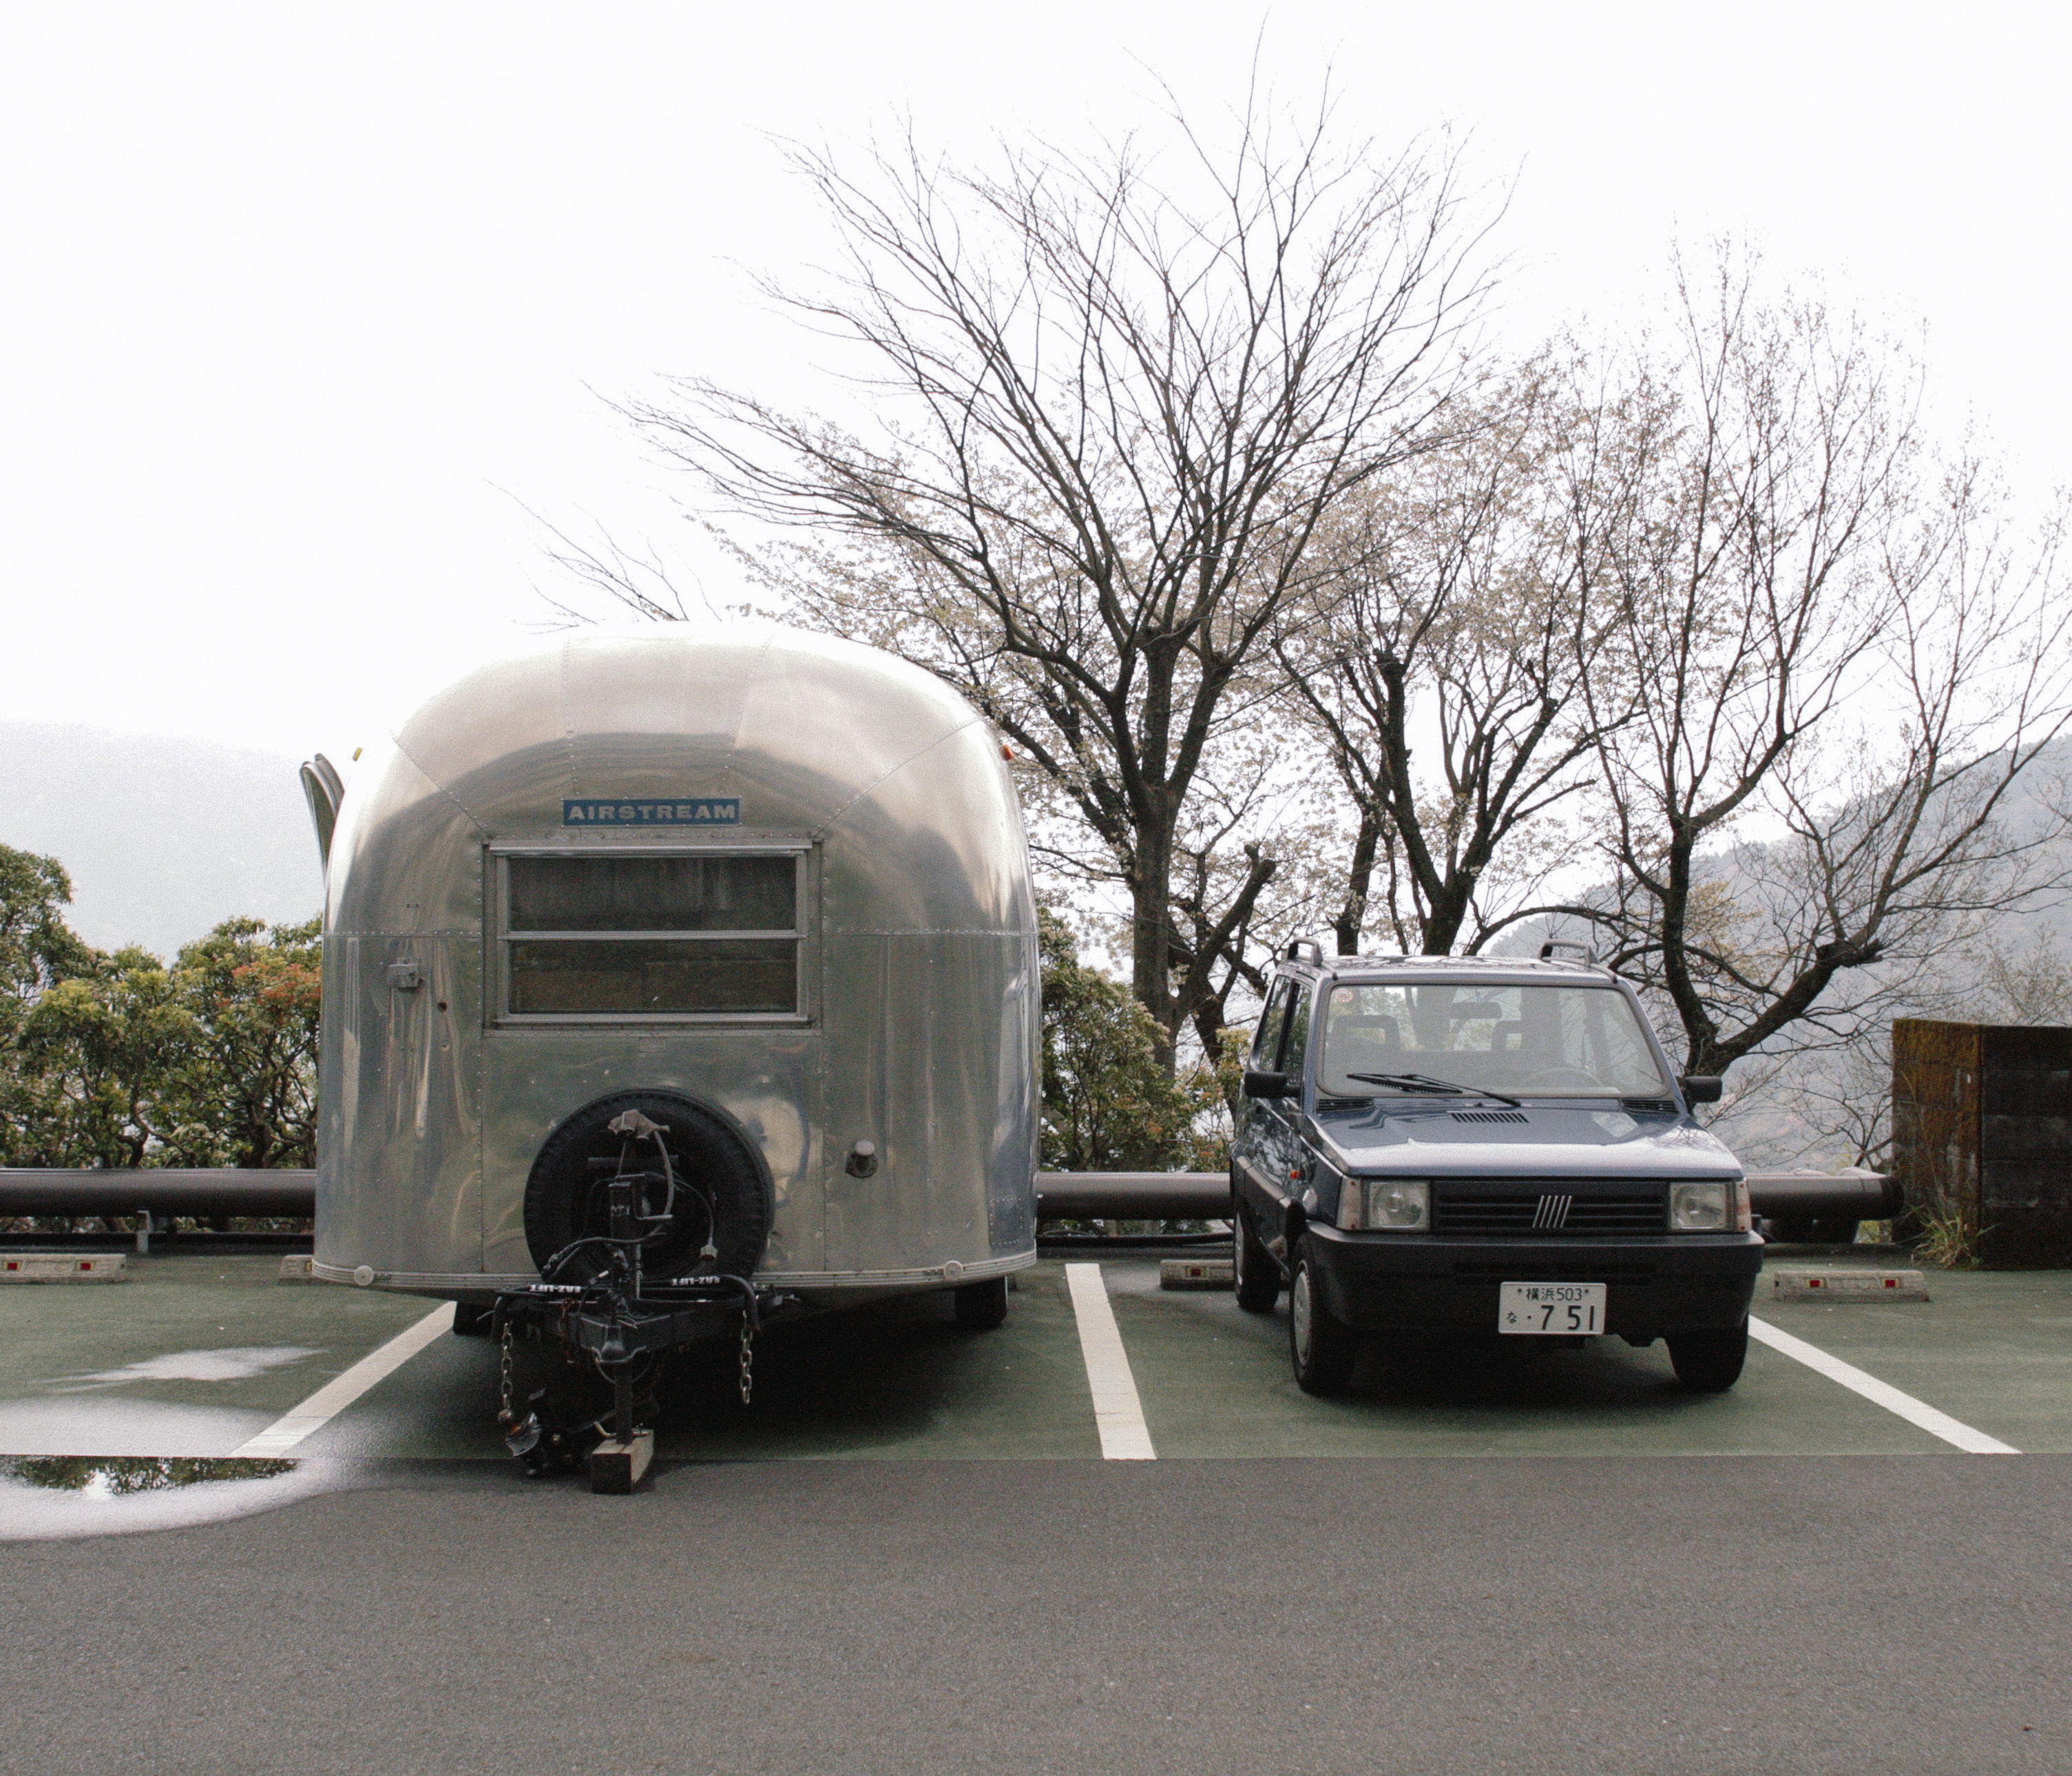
[1499,1282,1606,1335]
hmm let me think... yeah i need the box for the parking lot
[2,1248,2071,1773]
[6,1247,2071,1465]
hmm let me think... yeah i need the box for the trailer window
[501,854,804,1018]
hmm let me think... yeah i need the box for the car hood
[1313,1104,1741,1180]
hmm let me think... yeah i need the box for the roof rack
[1312,952,1612,976]
[1284,937,1326,964]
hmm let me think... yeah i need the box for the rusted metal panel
[1892,1017,1980,1244]
[1893,1017,2072,1266]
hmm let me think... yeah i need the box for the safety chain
[737,1313,755,1406]
[499,1319,514,1420]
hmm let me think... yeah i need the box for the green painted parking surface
[1,1249,2069,1464]
[0,1255,435,1456]
[656,1272,1100,1462]
[1757,1255,2072,1454]
[295,1272,1103,1462]
[1105,1260,1951,1458]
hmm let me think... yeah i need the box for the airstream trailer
[301,623,1040,1486]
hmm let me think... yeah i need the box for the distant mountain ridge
[0,723,323,957]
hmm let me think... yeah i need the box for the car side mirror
[1242,1068,1292,1100]
[1679,1076,1723,1105]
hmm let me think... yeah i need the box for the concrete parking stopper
[1770,1268,1930,1302]
[0,1252,128,1282]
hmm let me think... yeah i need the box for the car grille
[1432,1183,1666,1236]
[1451,1260,1659,1283]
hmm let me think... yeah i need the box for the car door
[1236,976,1304,1260]
[1234,979,1293,1224]
[1262,984,1316,1256]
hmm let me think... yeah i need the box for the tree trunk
[1128,822,1177,1072]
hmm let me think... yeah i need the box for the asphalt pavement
[4,1454,2070,1775]
[1,1250,2070,1774]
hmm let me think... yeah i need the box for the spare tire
[523,1089,771,1284]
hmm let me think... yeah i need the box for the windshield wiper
[1345,1072,1524,1109]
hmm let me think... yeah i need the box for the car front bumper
[1303,1224,1762,1337]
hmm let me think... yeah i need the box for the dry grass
[1909,1199,1987,1269]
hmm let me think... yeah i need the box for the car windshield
[1315,981,1671,1100]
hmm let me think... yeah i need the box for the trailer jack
[492,1109,797,1492]
[494,1275,784,1491]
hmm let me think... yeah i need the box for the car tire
[1288,1242,1358,1396]
[953,1276,1009,1329]
[1667,1321,1749,1392]
[1233,1201,1279,1313]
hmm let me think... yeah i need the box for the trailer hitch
[494,1115,797,1490]
[492,1275,791,1490]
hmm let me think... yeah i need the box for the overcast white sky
[3,1,2065,769]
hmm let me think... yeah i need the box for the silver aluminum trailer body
[311,624,1039,1308]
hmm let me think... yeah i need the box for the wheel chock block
[1160,1257,1234,1290]
[1771,1268,1930,1302]
[589,1430,655,1494]
[0,1253,128,1283]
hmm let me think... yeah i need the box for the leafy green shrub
[0,842,318,1178]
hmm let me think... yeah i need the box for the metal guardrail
[0,1167,1901,1226]
[0,1169,317,1218]
[1037,1171,1905,1225]
[1035,1172,1227,1219]
[0,1169,1231,1222]
[1746,1169,1902,1223]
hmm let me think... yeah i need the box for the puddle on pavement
[5,1454,297,1495]
[0,1454,353,1540]
[52,1346,326,1390]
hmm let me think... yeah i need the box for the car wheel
[953,1276,1009,1329]
[1233,1201,1279,1313]
[1288,1242,1358,1396]
[1666,1321,1748,1392]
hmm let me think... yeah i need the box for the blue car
[1231,946,1761,1395]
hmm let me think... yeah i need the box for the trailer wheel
[1233,1202,1279,1313]
[953,1276,1009,1329]
[1667,1321,1748,1392]
[1289,1241,1357,1396]
[525,1089,771,1284]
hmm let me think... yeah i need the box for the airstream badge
[561,798,740,826]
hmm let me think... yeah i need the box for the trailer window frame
[485,842,816,1027]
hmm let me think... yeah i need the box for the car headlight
[1671,1181,1730,1231]
[1340,1178,1430,1231]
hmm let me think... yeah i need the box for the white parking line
[229,1302,455,1458]
[1749,1315,2019,1454]
[1064,1263,1155,1461]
